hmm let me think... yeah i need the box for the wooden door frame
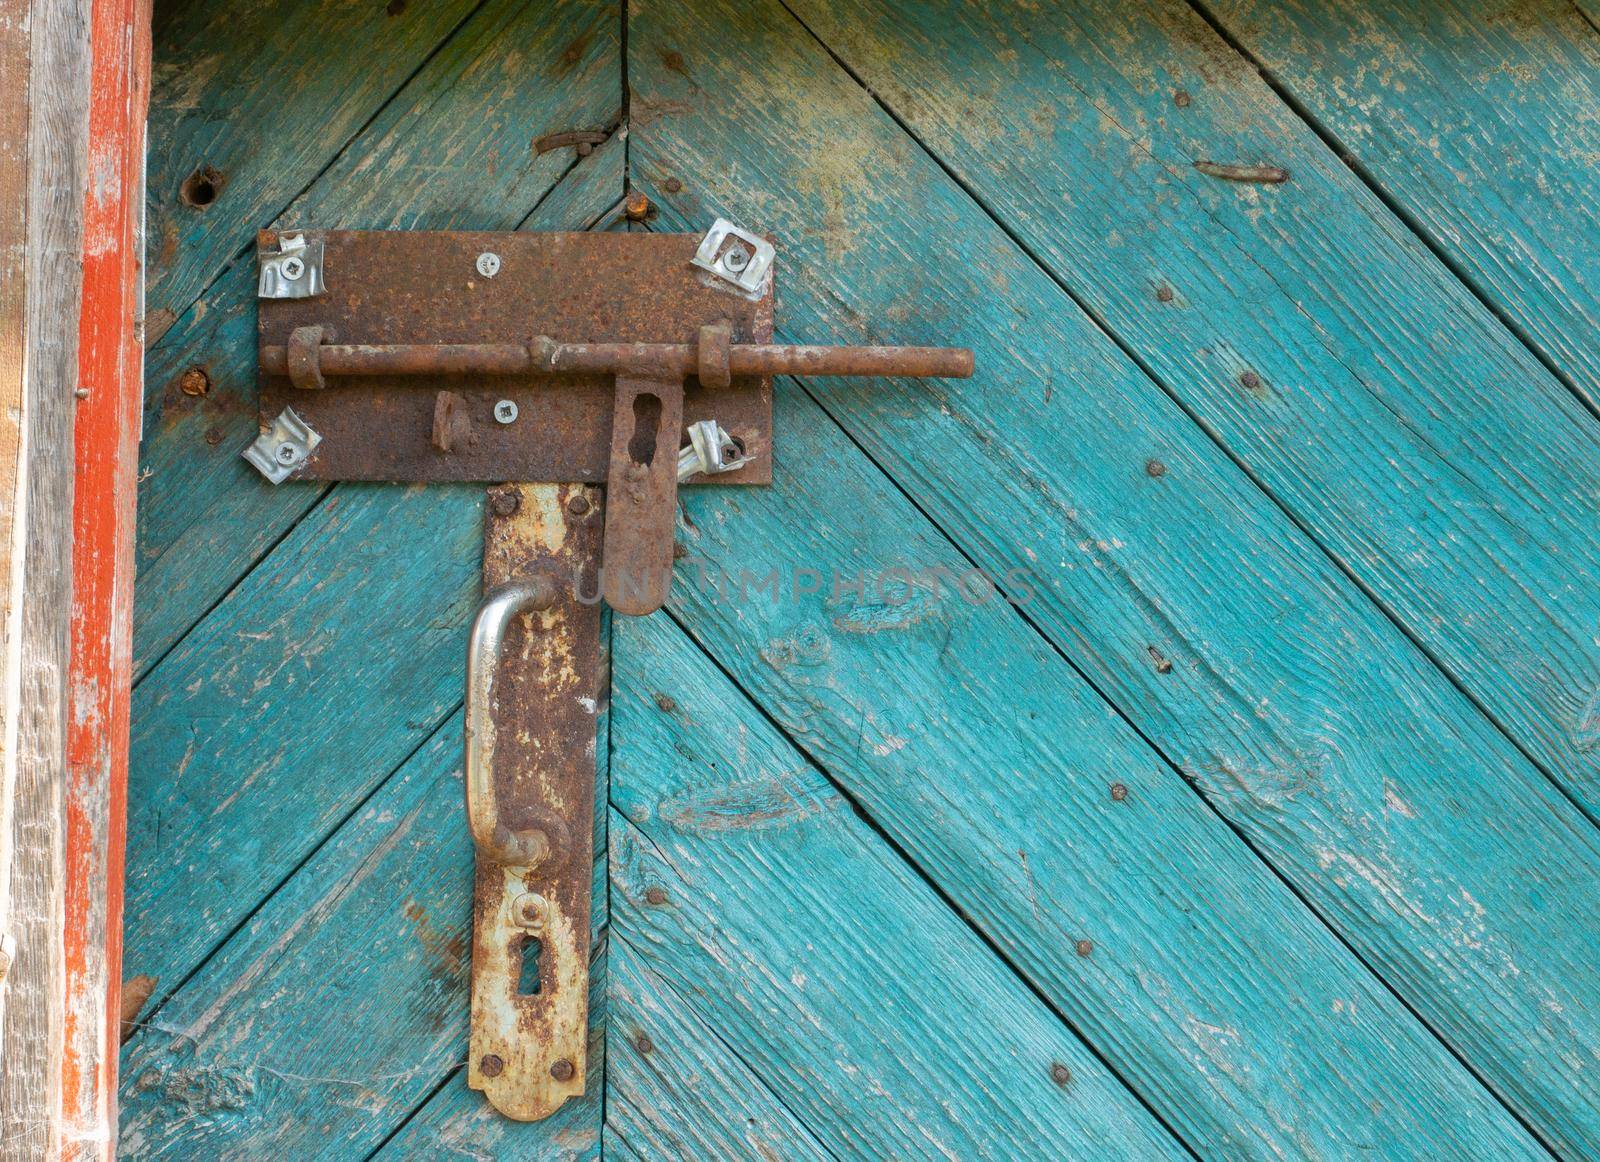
[0,0,151,1157]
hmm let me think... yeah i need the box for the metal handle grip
[466,579,557,866]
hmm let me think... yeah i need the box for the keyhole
[628,393,662,465]
[518,936,542,996]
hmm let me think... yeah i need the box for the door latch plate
[256,230,772,484]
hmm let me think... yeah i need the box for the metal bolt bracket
[242,407,323,483]
[677,419,751,482]
[258,232,326,300]
[690,218,775,299]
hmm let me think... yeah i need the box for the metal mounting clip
[258,232,326,300]
[690,218,775,299]
[242,406,322,483]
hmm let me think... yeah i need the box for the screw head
[550,1059,575,1082]
[275,442,300,465]
[721,244,750,273]
[489,489,520,517]
[280,255,305,281]
[566,494,591,516]
[494,399,518,424]
[479,1054,504,1078]
[513,892,546,931]
[476,251,501,278]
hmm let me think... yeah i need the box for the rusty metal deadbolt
[252,225,973,1124]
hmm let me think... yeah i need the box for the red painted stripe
[64,0,152,1154]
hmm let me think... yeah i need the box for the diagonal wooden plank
[781,0,1600,822]
[609,613,1184,1159]
[627,0,1600,1150]
[674,389,1536,1153]
[143,0,483,341]
[133,0,622,679]
[603,942,834,1162]
[120,708,608,1157]
[1202,0,1600,413]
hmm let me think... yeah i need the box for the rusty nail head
[480,1054,504,1077]
[490,489,520,517]
[634,1032,655,1055]
[663,177,683,193]
[654,692,676,712]
[1240,370,1262,391]
[1050,1062,1072,1087]
[625,191,652,221]
[1075,939,1093,957]
[550,1059,575,1082]
[567,494,591,516]
[1145,459,1166,477]
[1110,782,1129,801]
[179,366,211,396]
[644,886,668,906]
[1173,89,1191,107]
[1155,285,1174,303]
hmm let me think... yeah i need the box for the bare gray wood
[0,0,91,1155]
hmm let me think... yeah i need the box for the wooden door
[119,1,1600,1157]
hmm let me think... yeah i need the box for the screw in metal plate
[280,255,305,281]
[722,244,750,272]
[275,442,300,465]
[476,251,501,278]
[493,399,518,424]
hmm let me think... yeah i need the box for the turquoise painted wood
[628,0,1600,1151]
[781,0,1600,824]
[124,0,1600,1156]
[652,386,1540,1157]
[120,710,609,1156]
[608,614,1183,1159]
[144,0,479,341]
[1211,0,1600,413]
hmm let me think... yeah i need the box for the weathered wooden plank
[630,0,1600,1149]
[781,0,1600,822]
[677,386,1536,1154]
[142,0,478,339]
[120,709,604,1157]
[0,0,92,1153]
[1207,0,1600,412]
[123,481,482,995]
[602,941,832,1162]
[133,0,622,678]
[0,0,35,1063]
[609,612,1183,1159]
[64,1,152,1152]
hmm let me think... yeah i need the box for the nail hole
[178,165,224,209]
[628,392,662,465]
[517,936,542,996]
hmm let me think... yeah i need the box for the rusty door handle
[466,579,557,867]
